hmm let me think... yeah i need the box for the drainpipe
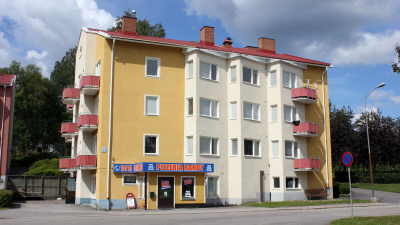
[106,38,116,210]
[0,85,7,173]
[321,66,332,188]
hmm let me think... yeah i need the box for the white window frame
[139,176,145,199]
[181,176,196,200]
[230,66,237,83]
[242,66,259,85]
[144,134,159,156]
[244,139,261,157]
[186,60,193,79]
[145,56,161,78]
[122,174,138,186]
[199,98,219,118]
[231,138,238,156]
[283,105,297,122]
[271,140,279,158]
[199,136,219,156]
[285,141,299,158]
[91,174,96,199]
[286,177,300,189]
[186,136,193,155]
[273,177,280,189]
[270,70,277,87]
[283,71,296,88]
[200,61,218,81]
[206,176,219,198]
[144,95,160,116]
[92,134,97,155]
[243,101,260,121]
[270,105,278,122]
[230,101,237,119]
[187,98,193,116]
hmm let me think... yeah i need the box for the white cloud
[369,90,395,101]
[389,96,400,105]
[26,50,48,60]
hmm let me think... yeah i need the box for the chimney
[115,27,122,33]
[122,16,137,35]
[223,37,233,48]
[245,46,258,51]
[258,37,275,54]
[200,26,214,46]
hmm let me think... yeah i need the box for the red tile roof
[0,74,16,85]
[88,28,331,67]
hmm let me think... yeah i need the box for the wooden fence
[6,175,67,198]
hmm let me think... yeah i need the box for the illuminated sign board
[113,162,214,173]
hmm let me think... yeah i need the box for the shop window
[181,177,195,199]
[123,174,138,186]
[200,61,218,81]
[207,177,218,198]
[139,177,145,199]
[286,177,299,189]
[146,57,160,78]
[244,139,260,157]
[144,134,158,155]
[273,177,280,189]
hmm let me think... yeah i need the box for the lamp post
[364,82,385,202]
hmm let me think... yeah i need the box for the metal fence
[6,175,67,198]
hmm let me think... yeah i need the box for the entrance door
[158,177,174,208]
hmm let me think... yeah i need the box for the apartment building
[60,15,332,209]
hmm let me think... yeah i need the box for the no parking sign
[342,152,354,218]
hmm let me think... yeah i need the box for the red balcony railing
[64,137,72,143]
[80,75,100,95]
[78,115,98,131]
[61,122,78,137]
[59,158,76,170]
[66,104,73,113]
[293,122,319,136]
[76,155,97,168]
[294,158,320,171]
[62,88,80,104]
[292,87,317,104]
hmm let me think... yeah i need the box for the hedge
[0,189,13,208]
[23,158,67,177]
[334,171,400,183]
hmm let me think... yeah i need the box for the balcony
[293,122,319,137]
[76,155,97,169]
[66,104,73,113]
[61,122,78,138]
[78,114,98,132]
[294,157,320,171]
[292,87,317,104]
[62,88,80,105]
[65,137,72,143]
[80,75,100,95]
[59,158,77,171]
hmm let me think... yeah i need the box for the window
[243,102,260,121]
[270,71,277,86]
[187,98,193,116]
[283,71,296,88]
[284,105,297,122]
[243,66,258,85]
[285,141,299,158]
[270,105,278,122]
[187,61,193,78]
[144,134,158,155]
[123,174,138,186]
[92,135,97,155]
[244,139,260,156]
[207,177,218,198]
[273,177,280,189]
[145,57,160,78]
[200,98,218,118]
[182,177,195,199]
[231,138,238,156]
[272,141,279,158]
[200,61,217,81]
[230,101,237,119]
[200,136,218,155]
[186,136,193,155]
[230,66,237,83]
[286,177,299,189]
[95,59,101,76]
[145,95,159,116]
[139,177,145,199]
[91,175,96,199]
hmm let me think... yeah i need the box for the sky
[0,0,400,119]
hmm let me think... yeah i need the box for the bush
[0,189,13,208]
[23,158,67,177]
[334,171,400,184]
[339,183,350,194]
[11,153,58,167]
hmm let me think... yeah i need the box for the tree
[392,44,400,74]
[108,9,166,38]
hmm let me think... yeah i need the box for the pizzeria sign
[113,162,214,173]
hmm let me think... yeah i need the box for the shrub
[334,171,400,184]
[23,158,67,177]
[0,189,13,208]
[339,183,350,194]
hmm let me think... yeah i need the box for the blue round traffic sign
[342,152,353,167]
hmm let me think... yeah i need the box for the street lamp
[364,82,385,202]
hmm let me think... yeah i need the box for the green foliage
[23,158,67,176]
[108,9,166,38]
[331,215,400,225]
[392,44,400,74]
[339,183,350,194]
[352,183,400,193]
[0,189,13,208]
[11,153,58,167]
[334,171,400,183]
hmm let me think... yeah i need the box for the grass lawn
[330,215,400,225]
[244,199,370,208]
[352,183,400,193]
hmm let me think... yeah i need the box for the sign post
[342,152,354,219]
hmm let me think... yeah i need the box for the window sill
[243,82,260,87]
[186,114,193,117]
[145,75,160,79]
[200,154,219,157]
[244,118,261,122]
[230,155,238,157]
[144,153,159,156]
[145,114,160,117]
[244,155,262,158]
[286,188,301,191]
[122,184,139,186]
[200,115,219,120]
[200,77,219,83]
[271,156,279,159]
[270,121,278,123]
[185,154,194,156]
[181,198,196,201]
[230,118,237,120]
[186,77,193,80]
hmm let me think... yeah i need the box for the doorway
[157,177,174,208]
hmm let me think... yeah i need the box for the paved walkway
[352,187,400,203]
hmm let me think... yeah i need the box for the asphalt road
[352,187,400,203]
